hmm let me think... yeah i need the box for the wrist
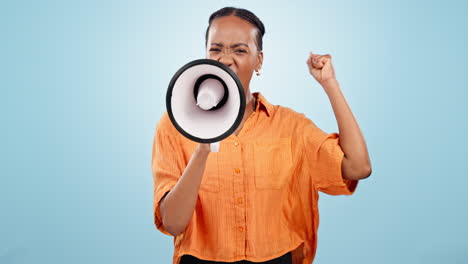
[321,78,339,88]
[195,144,211,156]
[321,79,340,95]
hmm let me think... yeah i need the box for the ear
[256,51,264,71]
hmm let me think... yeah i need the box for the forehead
[208,16,257,44]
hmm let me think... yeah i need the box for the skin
[160,14,372,236]
[160,16,263,236]
[205,15,263,138]
[307,53,372,180]
[203,15,372,180]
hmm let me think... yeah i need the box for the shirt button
[234,168,241,174]
[234,142,239,146]
[238,227,244,232]
[237,197,243,205]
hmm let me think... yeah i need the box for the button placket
[229,141,246,256]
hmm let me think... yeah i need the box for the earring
[256,70,261,76]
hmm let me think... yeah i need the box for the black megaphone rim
[166,59,246,143]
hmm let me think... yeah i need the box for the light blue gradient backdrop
[1,0,467,263]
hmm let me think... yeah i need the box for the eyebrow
[210,43,249,49]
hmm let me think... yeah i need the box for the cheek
[206,52,215,59]
[237,57,255,73]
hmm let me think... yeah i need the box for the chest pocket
[200,152,220,193]
[253,137,293,189]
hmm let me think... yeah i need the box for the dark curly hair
[205,7,266,52]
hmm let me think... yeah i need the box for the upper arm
[152,115,184,236]
[301,115,358,195]
[341,155,372,180]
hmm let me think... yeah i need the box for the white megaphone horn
[166,59,246,152]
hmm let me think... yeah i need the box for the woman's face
[206,15,263,93]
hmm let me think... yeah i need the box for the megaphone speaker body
[166,59,246,152]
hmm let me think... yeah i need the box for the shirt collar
[253,91,273,117]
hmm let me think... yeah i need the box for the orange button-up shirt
[152,92,358,264]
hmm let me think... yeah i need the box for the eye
[235,49,247,53]
[209,48,221,52]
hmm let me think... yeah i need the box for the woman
[152,7,372,264]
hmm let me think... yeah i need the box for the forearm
[322,79,372,179]
[160,145,210,236]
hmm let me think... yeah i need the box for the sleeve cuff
[154,184,175,236]
[315,141,359,195]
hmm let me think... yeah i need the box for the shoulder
[272,104,310,126]
[155,112,180,137]
[156,112,171,129]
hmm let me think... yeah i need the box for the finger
[320,56,331,66]
[321,54,332,66]
[310,52,318,58]
[316,58,325,68]
[314,55,324,68]
[310,53,327,68]
[308,53,315,63]
[308,55,316,67]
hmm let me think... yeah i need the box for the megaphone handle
[210,142,220,152]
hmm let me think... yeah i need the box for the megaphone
[166,59,246,152]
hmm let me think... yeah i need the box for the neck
[246,93,256,112]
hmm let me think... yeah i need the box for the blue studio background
[1,0,467,263]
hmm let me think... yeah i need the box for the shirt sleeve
[301,115,358,195]
[152,114,185,236]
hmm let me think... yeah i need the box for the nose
[218,53,233,68]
